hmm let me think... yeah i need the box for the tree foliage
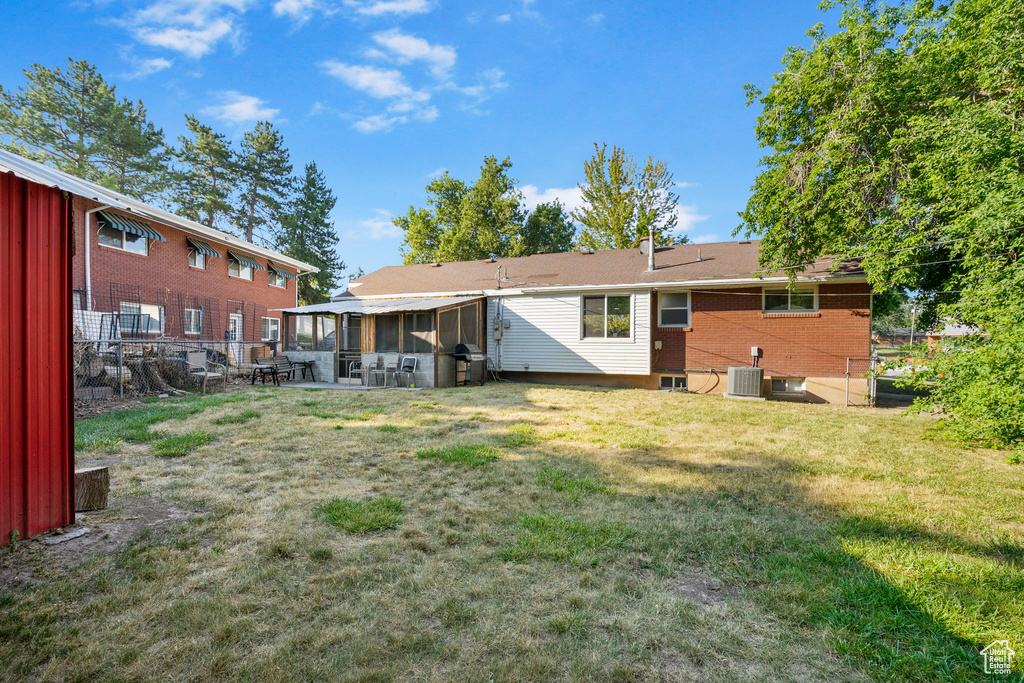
[234,121,293,245]
[278,162,345,305]
[741,0,1024,451]
[398,156,549,263]
[519,201,576,255]
[574,144,682,250]
[0,58,170,201]
[171,115,237,230]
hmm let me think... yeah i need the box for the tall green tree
[741,0,1024,451]
[100,97,170,202]
[234,120,292,245]
[0,58,169,199]
[397,156,530,263]
[516,201,576,255]
[573,143,683,249]
[171,115,237,229]
[278,162,344,305]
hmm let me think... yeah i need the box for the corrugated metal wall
[1,172,74,544]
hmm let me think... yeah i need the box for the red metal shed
[1,171,75,545]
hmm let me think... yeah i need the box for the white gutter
[83,204,113,311]
[346,273,869,300]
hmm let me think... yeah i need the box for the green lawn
[1,384,1021,682]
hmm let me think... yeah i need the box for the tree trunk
[75,466,109,511]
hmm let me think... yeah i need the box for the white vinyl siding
[487,291,650,375]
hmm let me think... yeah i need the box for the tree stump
[75,467,109,511]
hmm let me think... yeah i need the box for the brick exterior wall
[650,283,872,378]
[71,196,297,340]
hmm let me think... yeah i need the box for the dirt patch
[665,567,732,606]
[0,496,193,590]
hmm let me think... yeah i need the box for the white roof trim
[0,149,319,275]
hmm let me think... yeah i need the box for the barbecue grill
[448,343,485,386]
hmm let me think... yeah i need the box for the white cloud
[588,12,605,23]
[496,13,511,22]
[674,204,710,234]
[321,62,416,98]
[521,0,540,20]
[361,209,401,237]
[427,167,448,178]
[124,56,174,78]
[371,29,456,80]
[520,185,585,214]
[346,0,431,16]
[273,0,316,23]
[674,181,699,189]
[691,233,720,244]
[201,90,279,122]
[354,113,406,132]
[126,0,253,58]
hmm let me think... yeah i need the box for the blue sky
[0,0,832,277]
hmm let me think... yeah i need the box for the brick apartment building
[0,151,319,344]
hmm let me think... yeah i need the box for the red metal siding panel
[1,172,74,544]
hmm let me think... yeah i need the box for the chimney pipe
[646,225,655,271]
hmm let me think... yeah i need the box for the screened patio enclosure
[276,296,485,387]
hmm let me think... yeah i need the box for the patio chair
[359,354,383,386]
[371,353,399,387]
[186,350,226,394]
[394,356,418,387]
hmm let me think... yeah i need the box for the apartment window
[184,308,203,336]
[98,224,147,255]
[582,295,631,339]
[269,270,286,288]
[120,302,163,335]
[262,317,280,341]
[188,248,205,269]
[228,255,253,280]
[763,287,816,312]
[658,291,690,327]
[771,378,806,395]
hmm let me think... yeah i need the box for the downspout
[83,205,112,311]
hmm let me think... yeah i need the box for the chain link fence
[74,338,281,402]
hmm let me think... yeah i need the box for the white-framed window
[659,376,687,391]
[763,286,817,312]
[188,248,205,269]
[184,308,203,336]
[98,224,147,255]
[228,255,253,280]
[582,294,631,339]
[261,316,280,341]
[268,270,286,288]
[771,378,806,395]
[658,291,690,327]
[119,302,163,334]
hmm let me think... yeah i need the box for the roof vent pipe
[644,225,655,271]
[696,248,703,262]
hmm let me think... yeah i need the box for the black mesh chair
[394,356,418,387]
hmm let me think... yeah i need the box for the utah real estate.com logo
[982,640,1015,676]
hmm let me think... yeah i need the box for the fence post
[117,343,124,399]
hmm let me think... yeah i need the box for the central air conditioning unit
[726,367,765,400]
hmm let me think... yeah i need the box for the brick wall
[651,283,871,378]
[71,196,297,340]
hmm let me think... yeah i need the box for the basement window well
[771,378,806,395]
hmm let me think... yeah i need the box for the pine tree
[234,120,292,245]
[0,58,118,181]
[100,97,170,203]
[278,162,344,305]
[171,115,237,229]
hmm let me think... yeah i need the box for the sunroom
[276,296,485,388]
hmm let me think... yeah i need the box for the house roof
[276,295,483,315]
[346,241,866,298]
[0,149,318,275]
